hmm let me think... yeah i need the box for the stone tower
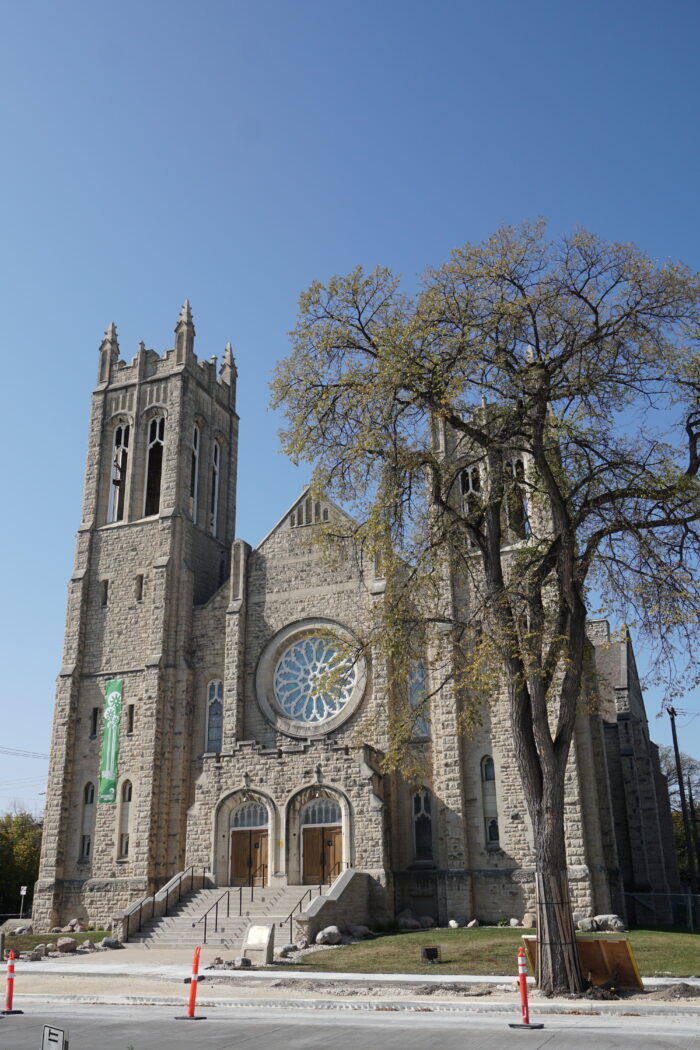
[34,305,239,927]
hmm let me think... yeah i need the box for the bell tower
[34,305,239,928]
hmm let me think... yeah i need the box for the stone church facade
[34,306,680,931]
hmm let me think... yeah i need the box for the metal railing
[193,865,268,944]
[125,865,208,940]
[326,860,348,882]
[279,884,324,944]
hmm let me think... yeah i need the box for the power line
[0,747,49,760]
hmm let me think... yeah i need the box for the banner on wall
[98,678,123,803]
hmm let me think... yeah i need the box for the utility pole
[668,707,698,893]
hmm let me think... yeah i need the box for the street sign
[42,1025,69,1049]
[20,886,27,895]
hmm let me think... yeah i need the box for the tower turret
[175,299,195,363]
[97,322,120,384]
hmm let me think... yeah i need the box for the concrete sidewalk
[5,945,700,1017]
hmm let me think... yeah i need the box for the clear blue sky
[1,0,698,813]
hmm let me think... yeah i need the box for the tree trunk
[534,814,584,995]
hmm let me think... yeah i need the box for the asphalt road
[1,1003,698,1050]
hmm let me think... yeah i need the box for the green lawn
[5,930,111,953]
[284,927,700,978]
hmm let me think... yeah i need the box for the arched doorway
[230,801,269,886]
[300,797,342,884]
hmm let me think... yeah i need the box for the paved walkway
[5,946,700,1017]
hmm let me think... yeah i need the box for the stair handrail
[191,866,269,944]
[124,864,208,940]
[279,883,323,944]
[325,859,348,883]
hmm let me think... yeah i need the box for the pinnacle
[178,300,194,326]
[105,322,118,342]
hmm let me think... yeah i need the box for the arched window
[206,680,223,752]
[481,755,499,847]
[190,424,200,523]
[108,424,130,523]
[460,465,482,546]
[80,781,95,860]
[408,659,430,739]
[413,789,433,862]
[118,779,132,858]
[209,440,220,536]
[505,457,529,539]
[231,802,268,829]
[301,798,342,826]
[143,416,165,516]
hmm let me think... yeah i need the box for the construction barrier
[508,946,542,1030]
[2,949,24,1015]
[175,944,206,1020]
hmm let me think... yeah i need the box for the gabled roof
[255,485,356,550]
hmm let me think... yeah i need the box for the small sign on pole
[42,1024,69,1049]
[19,886,27,920]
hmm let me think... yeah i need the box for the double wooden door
[302,825,342,884]
[231,829,268,886]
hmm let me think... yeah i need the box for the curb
[8,993,700,1018]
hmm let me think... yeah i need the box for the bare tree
[272,222,700,994]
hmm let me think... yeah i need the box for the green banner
[98,678,123,803]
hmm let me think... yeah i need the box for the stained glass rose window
[273,635,357,724]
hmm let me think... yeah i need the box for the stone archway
[285,786,352,886]
[213,790,277,887]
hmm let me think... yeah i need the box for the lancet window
[209,440,220,536]
[107,424,130,523]
[143,416,165,516]
[413,788,434,862]
[190,424,200,523]
[206,680,223,752]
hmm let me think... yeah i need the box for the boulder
[315,925,342,945]
[61,925,74,933]
[12,925,31,935]
[577,917,598,932]
[398,916,422,931]
[467,918,480,928]
[82,939,95,951]
[521,912,536,929]
[33,943,48,958]
[295,938,309,950]
[99,936,122,949]
[448,919,460,929]
[593,914,626,932]
[348,925,372,939]
[281,943,297,956]
[56,937,78,953]
[509,918,521,927]
[73,922,86,933]
[68,918,80,929]
[50,927,62,934]
[419,915,435,929]
[234,956,252,968]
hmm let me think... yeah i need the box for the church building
[33,306,680,933]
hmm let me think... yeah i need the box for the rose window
[273,635,357,724]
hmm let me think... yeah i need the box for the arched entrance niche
[213,790,276,887]
[286,786,352,885]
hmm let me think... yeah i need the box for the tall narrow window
[413,789,434,862]
[108,424,130,523]
[126,704,135,734]
[209,440,220,536]
[118,780,132,858]
[143,416,165,516]
[80,782,95,861]
[206,679,223,752]
[505,457,529,539]
[408,659,430,739]
[101,580,109,606]
[481,755,500,847]
[134,574,144,601]
[90,707,99,738]
[190,424,200,523]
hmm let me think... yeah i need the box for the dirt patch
[645,982,700,1000]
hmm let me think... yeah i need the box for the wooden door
[231,830,268,885]
[251,829,268,885]
[302,826,342,883]
[302,827,323,884]
[325,827,342,880]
